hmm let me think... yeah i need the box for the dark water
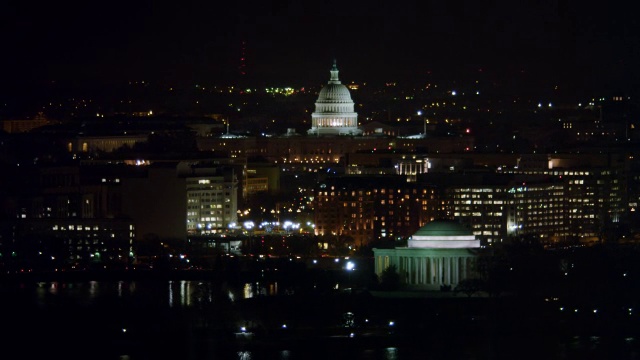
[1,279,639,360]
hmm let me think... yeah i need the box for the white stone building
[374,220,480,289]
[308,60,362,136]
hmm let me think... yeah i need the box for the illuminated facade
[504,182,568,240]
[196,136,474,172]
[374,220,479,289]
[445,179,567,244]
[313,176,440,246]
[307,60,362,136]
[70,135,148,153]
[0,218,135,270]
[186,171,238,235]
[9,164,125,220]
[415,172,571,244]
[244,163,280,197]
[2,112,50,133]
[244,176,269,195]
[342,152,628,244]
[395,157,430,182]
[501,164,626,241]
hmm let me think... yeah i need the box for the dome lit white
[308,60,361,136]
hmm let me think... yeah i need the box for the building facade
[374,220,480,289]
[308,61,362,136]
[0,218,135,271]
[185,166,238,235]
[313,175,440,246]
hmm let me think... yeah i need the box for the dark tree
[454,278,485,298]
[378,264,401,291]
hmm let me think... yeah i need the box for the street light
[417,110,426,136]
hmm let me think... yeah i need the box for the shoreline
[0,269,227,283]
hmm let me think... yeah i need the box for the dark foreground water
[1,278,639,360]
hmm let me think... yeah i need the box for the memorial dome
[413,220,473,237]
[409,220,479,249]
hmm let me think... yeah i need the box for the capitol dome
[317,82,353,103]
[308,60,362,136]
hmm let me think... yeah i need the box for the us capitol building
[196,61,473,168]
[307,60,362,136]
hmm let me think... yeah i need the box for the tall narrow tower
[238,40,247,77]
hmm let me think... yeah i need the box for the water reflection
[243,283,252,299]
[89,280,98,298]
[168,280,196,307]
[385,347,399,360]
[237,350,299,360]
[32,280,284,309]
[241,281,278,299]
[231,347,404,360]
[182,280,189,306]
[35,281,99,308]
[7,280,640,360]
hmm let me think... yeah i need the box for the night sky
[1,0,639,94]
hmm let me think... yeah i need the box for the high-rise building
[313,175,440,246]
[0,218,135,271]
[185,166,238,235]
[439,175,567,244]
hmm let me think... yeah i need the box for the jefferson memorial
[307,60,362,136]
[373,220,480,289]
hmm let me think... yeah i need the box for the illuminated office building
[1,218,135,270]
[186,167,238,235]
[445,178,567,244]
[417,172,569,244]
[313,176,440,246]
[501,155,627,240]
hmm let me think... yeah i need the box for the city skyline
[1,0,638,96]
